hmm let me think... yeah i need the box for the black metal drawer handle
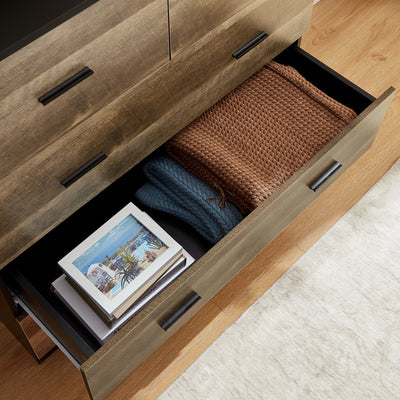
[160,292,201,331]
[309,161,342,192]
[38,66,94,105]
[233,32,269,59]
[61,152,107,188]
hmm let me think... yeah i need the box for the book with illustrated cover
[57,202,183,322]
[52,250,194,343]
[64,251,183,325]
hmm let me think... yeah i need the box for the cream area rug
[158,158,400,400]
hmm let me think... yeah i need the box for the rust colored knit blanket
[165,61,357,213]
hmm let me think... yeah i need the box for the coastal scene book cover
[72,215,168,300]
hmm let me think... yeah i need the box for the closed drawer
[0,0,313,270]
[2,45,394,400]
[0,0,168,180]
[0,0,155,97]
[169,0,311,57]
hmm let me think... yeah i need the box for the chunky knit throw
[135,156,243,244]
[165,61,357,213]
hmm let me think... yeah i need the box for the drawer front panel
[0,0,155,100]
[0,0,313,270]
[79,88,394,400]
[170,0,312,57]
[81,284,207,400]
[0,0,168,180]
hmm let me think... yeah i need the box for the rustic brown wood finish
[0,0,169,180]
[0,0,156,99]
[0,0,397,399]
[169,0,254,56]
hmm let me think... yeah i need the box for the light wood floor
[1,0,399,399]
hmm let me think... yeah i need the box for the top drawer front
[0,0,168,180]
[0,0,156,100]
[169,0,313,57]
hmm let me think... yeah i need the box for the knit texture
[135,156,243,244]
[165,61,357,213]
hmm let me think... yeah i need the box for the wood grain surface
[0,0,399,399]
[169,0,312,57]
[0,0,154,99]
[169,0,258,57]
[0,0,168,180]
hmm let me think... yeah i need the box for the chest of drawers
[0,1,394,399]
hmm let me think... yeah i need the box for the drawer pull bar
[233,32,269,59]
[309,161,342,192]
[160,292,201,331]
[38,67,94,105]
[61,152,107,188]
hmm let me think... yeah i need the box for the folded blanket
[165,61,357,213]
[135,155,243,244]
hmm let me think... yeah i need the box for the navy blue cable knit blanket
[135,156,243,244]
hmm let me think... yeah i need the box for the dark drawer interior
[275,44,375,114]
[1,42,376,366]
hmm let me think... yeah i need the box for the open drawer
[1,44,394,400]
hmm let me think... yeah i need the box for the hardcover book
[52,250,194,343]
[58,202,183,321]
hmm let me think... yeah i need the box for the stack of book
[52,202,193,344]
